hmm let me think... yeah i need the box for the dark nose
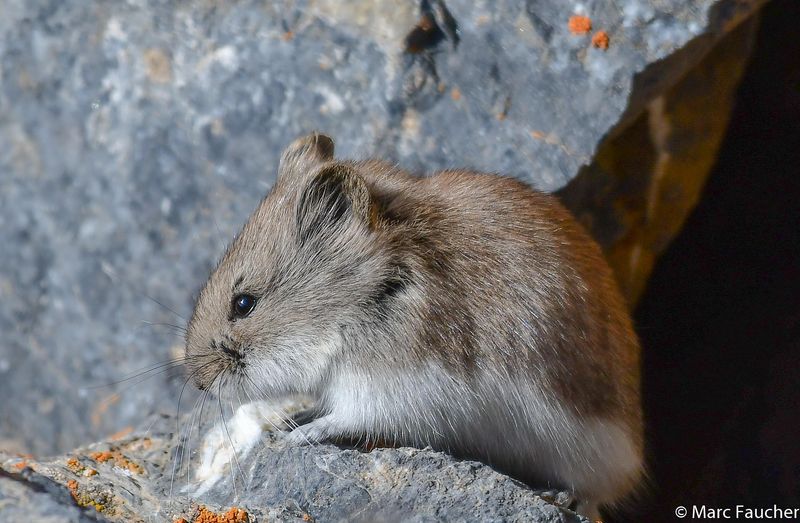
[211,339,241,361]
[220,344,240,360]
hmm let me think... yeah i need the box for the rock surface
[1,408,587,522]
[0,0,764,456]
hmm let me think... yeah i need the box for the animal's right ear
[278,132,334,181]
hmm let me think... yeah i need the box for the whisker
[218,374,245,500]
[175,391,204,501]
[139,320,188,334]
[82,358,188,390]
[184,373,218,497]
[99,262,189,323]
[139,330,186,341]
[170,379,196,500]
[144,293,188,322]
[216,377,237,499]
[169,359,219,499]
[211,215,229,253]
[180,387,206,499]
[188,386,212,490]
[86,361,195,419]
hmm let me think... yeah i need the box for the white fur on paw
[189,400,294,496]
[284,418,332,446]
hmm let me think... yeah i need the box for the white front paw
[284,417,334,446]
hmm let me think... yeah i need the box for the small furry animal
[185,133,643,519]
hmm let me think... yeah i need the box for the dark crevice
[403,0,459,55]
[613,1,800,520]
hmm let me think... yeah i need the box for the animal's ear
[279,132,334,181]
[296,165,374,242]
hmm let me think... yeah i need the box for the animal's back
[342,162,644,512]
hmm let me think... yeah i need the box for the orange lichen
[592,30,610,50]
[64,478,108,512]
[13,461,28,470]
[568,15,592,35]
[89,450,144,474]
[90,451,113,462]
[193,506,249,523]
[450,87,462,101]
[66,456,88,475]
[66,479,79,501]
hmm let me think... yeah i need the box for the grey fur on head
[185,133,644,520]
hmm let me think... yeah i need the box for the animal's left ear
[296,165,375,242]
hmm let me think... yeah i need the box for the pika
[185,133,643,519]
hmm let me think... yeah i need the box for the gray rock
[1,410,587,522]
[0,466,106,522]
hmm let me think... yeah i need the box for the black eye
[231,294,257,319]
